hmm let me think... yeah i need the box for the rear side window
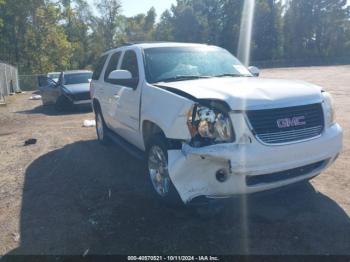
[104,52,121,82]
[92,55,108,80]
[121,50,139,78]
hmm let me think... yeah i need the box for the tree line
[0,0,349,74]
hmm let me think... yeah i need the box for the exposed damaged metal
[168,123,342,203]
[154,84,197,101]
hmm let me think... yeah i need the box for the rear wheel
[146,135,182,205]
[95,108,109,145]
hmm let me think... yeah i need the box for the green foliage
[123,7,157,42]
[252,0,283,60]
[0,0,5,28]
[283,0,350,59]
[0,0,349,74]
[23,3,73,73]
[0,0,73,73]
[155,0,349,61]
[220,0,244,54]
[60,0,92,68]
[95,0,123,48]
[156,10,175,41]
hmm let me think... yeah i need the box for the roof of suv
[132,42,209,48]
[103,42,214,55]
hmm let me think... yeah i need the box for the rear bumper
[168,123,342,203]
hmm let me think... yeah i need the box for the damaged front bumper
[167,123,343,204]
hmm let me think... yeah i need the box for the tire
[146,134,182,205]
[55,95,72,112]
[95,107,110,145]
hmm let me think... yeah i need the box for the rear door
[91,54,109,117]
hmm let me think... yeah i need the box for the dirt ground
[0,66,349,256]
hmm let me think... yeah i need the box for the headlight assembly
[187,103,235,147]
[322,91,335,127]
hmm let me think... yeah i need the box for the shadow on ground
[16,104,92,116]
[5,140,350,255]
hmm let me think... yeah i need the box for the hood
[156,77,323,110]
[63,83,90,94]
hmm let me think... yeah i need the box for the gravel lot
[0,66,349,255]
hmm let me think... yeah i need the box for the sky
[87,0,177,18]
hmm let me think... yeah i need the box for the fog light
[216,169,229,183]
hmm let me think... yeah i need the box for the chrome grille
[72,91,91,101]
[246,103,324,144]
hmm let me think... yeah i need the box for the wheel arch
[142,120,184,151]
[92,98,101,112]
[142,120,166,149]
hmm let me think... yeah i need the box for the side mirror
[38,76,57,88]
[248,66,260,77]
[108,70,132,80]
[108,70,138,89]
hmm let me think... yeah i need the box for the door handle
[113,94,120,99]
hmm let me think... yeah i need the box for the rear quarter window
[92,55,108,80]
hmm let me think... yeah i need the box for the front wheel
[146,135,182,205]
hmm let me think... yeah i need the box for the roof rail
[104,41,178,52]
[103,42,133,53]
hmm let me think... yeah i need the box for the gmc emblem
[277,116,306,128]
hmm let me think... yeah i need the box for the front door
[111,50,142,146]
[39,76,60,105]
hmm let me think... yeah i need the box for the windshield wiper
[214,73,247,78]
[155,75,211,83]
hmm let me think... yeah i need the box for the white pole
[0,64,3,102]
[237,0,256,66]
[15,67,20,92]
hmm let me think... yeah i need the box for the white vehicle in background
[90,42,342,205]
[47,72,61,83]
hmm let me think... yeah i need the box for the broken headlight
[187,103,235,147]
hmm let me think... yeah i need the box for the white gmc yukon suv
[90,42,343,204]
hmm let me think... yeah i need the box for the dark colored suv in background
[40,70,92,111]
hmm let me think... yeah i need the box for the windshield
[48,73,60,79]
[63,73,92,85]
[144,46,252,83]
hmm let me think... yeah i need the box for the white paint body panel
[141,83,194,144]
[157,77,323,110]
[91,43,343,204]
[168,123,342,203]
